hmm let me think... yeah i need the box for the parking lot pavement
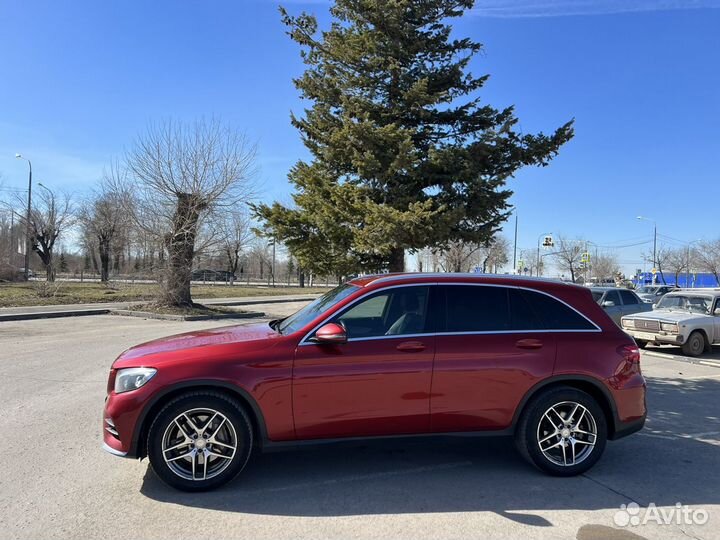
[1,314,719,540]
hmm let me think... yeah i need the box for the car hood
[113,322,282,366]
[622,310,709,323]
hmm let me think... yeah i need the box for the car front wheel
[147,392,253,491]
[681,331,705,357]
[515,387,607,476]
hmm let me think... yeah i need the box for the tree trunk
[388,247,405,273]
[99,239,111,283]
[298,270,305,288]
[161,193,203,307]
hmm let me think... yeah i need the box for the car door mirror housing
[602,300,615,307]
[313,323,348,344]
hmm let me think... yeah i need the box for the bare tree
[25,187,74,281]
[694,239,720,285]
[480,237,510,273]
[437,241,479,273]
[643,245,671,284]
[79,169,130,282]
[519,248,542,276]
[664,248,688,286]
[592,252,620,283]
[220,210,253,281]
[551,236,584,282]
[121,119,257,307]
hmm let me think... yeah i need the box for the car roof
[589,286,622,292]
[347,272,587,290]
[668,288,720,296]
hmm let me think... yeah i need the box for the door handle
[515,338,543,350]
[396,341,426,352]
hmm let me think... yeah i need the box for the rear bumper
[609,415,645,440]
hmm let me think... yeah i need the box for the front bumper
[102,441,128,457]
[625,329,684,345]
[102,381,158,458]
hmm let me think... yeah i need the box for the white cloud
[472,0,720,18]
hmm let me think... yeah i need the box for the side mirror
[313,322,347,344]
[714,308,720,316]
[602,300,615,307]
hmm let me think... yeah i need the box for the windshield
[277,283,360,335]
[636,286,658,294]
[656,294,713,314]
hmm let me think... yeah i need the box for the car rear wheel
[515,387,607,476]
[635,339,648,349]
[147,392,253,491]
[681,331,705,357]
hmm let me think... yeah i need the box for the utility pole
[536,232,552,277]
[15,154,32,280]
[637,216,657,284]
[271,237,276,287]
[512,211,518,274]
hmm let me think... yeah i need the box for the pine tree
[257,0,573,272]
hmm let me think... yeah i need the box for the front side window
[603,290,621,306]
[333,286,431,339]
[279,283,360,335]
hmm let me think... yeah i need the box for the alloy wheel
[536,401,597,467]
[161,408,237,481]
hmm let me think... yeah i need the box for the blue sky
[1,0,719,274]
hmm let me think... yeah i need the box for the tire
[682,331,706,357]
[147,392,253,491]
[635,339,648,349]
[515,387,607,477]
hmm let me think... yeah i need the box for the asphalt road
[1,311,718,540]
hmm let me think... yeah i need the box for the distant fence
[35,272,339,288]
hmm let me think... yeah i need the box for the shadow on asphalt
[139,377,720,523]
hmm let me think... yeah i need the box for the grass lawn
[0,281,327,308]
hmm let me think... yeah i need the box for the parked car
[103,273,646,491]
[635,285,678,304]
[621,289,720,356]
[590,287,652,325]
[191,269,236,282]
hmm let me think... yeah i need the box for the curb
[204,296,317,306]
[109,309,265,321]
[0,309,111,322]
[0,295,316,322]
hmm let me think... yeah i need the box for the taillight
[618,344,641,364]
[107,369,117,394]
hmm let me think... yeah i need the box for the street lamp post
[637,216,657,283]
[15,154,32,281]
[536,232,552,276]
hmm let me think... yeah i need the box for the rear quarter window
[520,289,598,331]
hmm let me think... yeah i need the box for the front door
[293,285,435,439]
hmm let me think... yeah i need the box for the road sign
[651,268,657,275]
[542,235,554,248]
[581,252,591,263]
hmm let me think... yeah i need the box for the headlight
[622,319,634,329]
[114,367,157,393]
[661,322,678,333]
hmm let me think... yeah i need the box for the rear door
[430,285,557,433]
[619,289,644,317]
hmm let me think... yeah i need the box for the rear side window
[519,289,597,331]
[619,290,639,305]
[444,285,510,332]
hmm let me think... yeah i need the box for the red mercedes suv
[103,273,646,491]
